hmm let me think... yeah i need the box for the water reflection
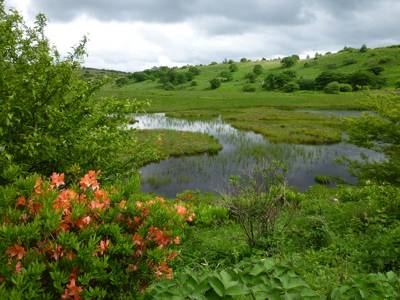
[131,113,383,197]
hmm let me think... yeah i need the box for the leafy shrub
[325,63,337,70]
[331,272,400,299]
[368,65,385,75]
[315,71,348,89]
[115,77,129,87]
[219,71,233,82]
[0,5,144,181]
[281,55,299,68]
[298,78,316,90]
[283,82,299,93]
[243,84,256,92]
[324,81,341,94]
[209,78,221,89]
[349,71,386,89]
[131,71,148,82]
[359,44,368,53]
[396,81,400,88]
[188,66,200,75]
[145,258,321,299]
[379,57,393,64]
[253,64,263,75]
[229,63,238,72]
[240,58,248,63]
[339,83,353,92]
[223,161,295,248]
[0,172,194,298]
[242,72,256,84]
[288,216,333,249]
[190,80,198,86]
[263,71,297,90]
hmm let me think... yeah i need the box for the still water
[131,113,382,197]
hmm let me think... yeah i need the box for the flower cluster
[0,171,194,299]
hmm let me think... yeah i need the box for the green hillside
[95,44,400,95]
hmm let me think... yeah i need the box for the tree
[209,78,221,89]
[360,44,368,53]
[229,63,238,72]
[281,55,299,68]
[324,81,341,94]
[253,64,263,75]
[347,95,400,184]
[0,3,143,183]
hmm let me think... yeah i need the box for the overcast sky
[5,0,400,71]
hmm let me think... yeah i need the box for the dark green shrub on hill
[253,64,263,75]
[379,57,393,64]
[263,72,296,90]
[283,82,300,93]
[315,71,348,89]
[298,78,316,90]
[242,84,256,92]
[281,55,299,68]
[349,71,385,89]
[368,65,385,75]
[240,58,248,63]
[219,70,233,82]
[396,81,400,88]
[162,81,175,90]
[229,63,238,72]
[324,81,341,94]
[244,72,257,83]
[339,83,353,92]
[115,76,129,87]
[209,78,221,89]
[131,71,148,82]
[188,66,200,75]
[360,44,368,53]
[190,80,198,86]
[325,63,337,70]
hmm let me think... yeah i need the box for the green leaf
[208,277,225,297]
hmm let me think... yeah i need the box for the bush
[223,161,294,249]
[324,81,341,94]
[263,71,297,90]
[0,172,193,298]
[339,83,353,92]
[242,84,256,92]
[244,72,257,83]
[131,71,148,82]
[209,78,221,89]
[360,44,368,53]
[229,63,238,72]
[188,66,200,75]
[315,71,348,89]
[219,71,233,82]
[379,57,393,64]
[240,58,248,63]
[368,65,385,75]
[297,78,316,90]
[162,82,175,90]
[396,81,400,88]
[253,64,263,75]
[281,55,299,68]
[115,77,129,87]
[190,80,198,87]
[349,71,386,89]
[282,82,299,93]
[0,5,143,182]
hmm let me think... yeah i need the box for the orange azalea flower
[15,196,26,208]
[127,264,138,272]
[175,205,187,215]
[119,200,127,209]
[66,251,75,261]
[79,170,99,191]
[135,201,143,209]
[6,244,27,260]
[155,196,165,203]
[34,178,43,194]
[132,233,144,247]
[75,216,91,229]
[51,244,64,261]
[99,239,110,255]
[15,262,23,273]
[50,172,65,188]
[147,227,170,248]
[186,213,196,223]
[173,236,181,245]
[27,199,43,215]
[62,270,83,300]
[155,262,173,280]
[167,251,178,261]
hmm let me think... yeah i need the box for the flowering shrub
[0,172,194,299]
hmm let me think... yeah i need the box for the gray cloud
[11,0,400,71]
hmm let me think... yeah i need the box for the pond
[131,113,383,198]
